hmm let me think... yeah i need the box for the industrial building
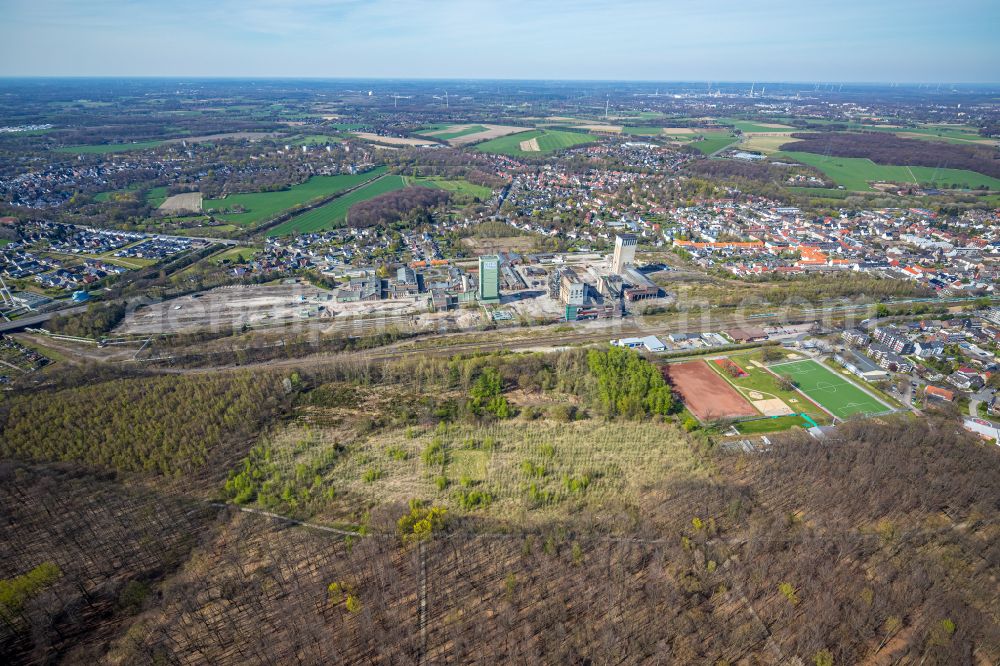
[613,335,666,352]
[559,268,587,306]
[612,233,637,274]
[619,267,660,301]
[550,266,620,321]
[726,325,768,343]
[477,255,500,303]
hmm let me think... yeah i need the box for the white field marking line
[805,361,896,412]
[799,377,887,410]
[760,361,838,422]
[770,360,881,397]
[768,360,820,375]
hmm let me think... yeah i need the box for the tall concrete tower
[612,234,637,274]
[477,255,500,303]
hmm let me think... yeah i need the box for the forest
[46,302,126,338]
[779,132,1000,180]
[384,148,509,189]
[686,157,829,187]
[0,368,287,477]
[0,350,998,664]
[346,185,450,228]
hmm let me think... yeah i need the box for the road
[963,416,1000,441]
[901,369,922,408]
[156,232,238,246]
[209,503,366,538]
[969,387,995,418]
[0,305,90,334]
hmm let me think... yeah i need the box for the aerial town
[0,71,998,664]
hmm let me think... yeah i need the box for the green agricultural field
[55,140,164,154]
[100,255,158,270]
[473,129,544,156]
[175,224,238,237]
[211,247,259,264]
[786,186,852,199]
[691,131,738,155]
[94,184,168,206]
[291,134,342,146]
[203,167,387,227]
[95,186,138,202]
[737,133,805,153]
[776,151,1000,192]
[621,126,665,136]
[534,130,593,152]
[719,118,796,133]
[406,176,493,200]
[891,126,992,145]
[614,111,666,122]
[146,186,169,208]
[474,129,591,157]
[0,128,54,137]
[768,117,990,144]
[768,359,890,420]
[834,124,989,145]
[424,125,488,140]
[267,175,407,236]
[414,123,451,134]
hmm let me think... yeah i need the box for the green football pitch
[769,359,890,420]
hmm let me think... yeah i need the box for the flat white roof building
[612,335,665,352]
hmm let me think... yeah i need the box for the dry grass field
[519,137,541,152]
[738,133,804,153]
[158,191,203,213]
[353,132,436,147]
[572,124,623,133]
[261,416,707,526]
[447,124,532,146]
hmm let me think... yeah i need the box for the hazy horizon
[1,76,999,86]
[2,0,998,82]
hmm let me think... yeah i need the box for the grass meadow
[776,152,1000,191]
[690,131,739,155]
[203,167,387,227]
[424,125,489,140]
[405,176,493,199]
[254,418,707,525]
[474,129,592,156]
[266,174,407,236]
[55,140,165,154]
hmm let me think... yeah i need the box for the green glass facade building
[477,255,500,303]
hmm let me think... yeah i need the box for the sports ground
[769,359,890,420]
[663,361,758,422]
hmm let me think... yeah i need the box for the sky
[2,0,998,82]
